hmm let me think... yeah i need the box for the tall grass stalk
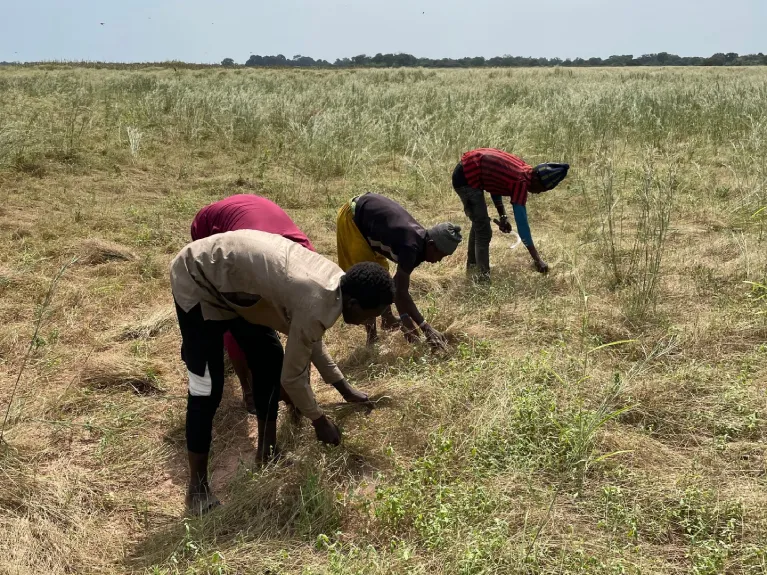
[625,149,678,320]
[1,257,76,444]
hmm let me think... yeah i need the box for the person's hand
[493,216,512,234]
[401,323,421,343]
[331,378,369,403]
[312,414,341,445]
[534,259,549,274]
[422,323,448,351]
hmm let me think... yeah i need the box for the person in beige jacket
[190,194,370,412]
[170,229,395,514]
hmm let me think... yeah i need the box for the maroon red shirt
[461,148,533,206]
[191,194,314,251]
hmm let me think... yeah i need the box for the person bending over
[336,192,462,348]
[171,230,395,514]
[452,148,569,281]
[191,194,368,412]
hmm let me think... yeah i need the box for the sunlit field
[1,65,766,574]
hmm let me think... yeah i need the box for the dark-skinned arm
[393,267,447,349]
[491,194,507,218]
[491,194,513,233]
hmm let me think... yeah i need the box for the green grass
[0,65,766,574]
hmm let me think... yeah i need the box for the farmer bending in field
[452,148,569,281]
[336,192,462,349]
[171,230,395,514]
[191,194,370,412]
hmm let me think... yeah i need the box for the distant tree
[393,53,417,67]
[293,55,316,67]
[221,57,235,67]
[704,53,727,66]
[605,54,633,66]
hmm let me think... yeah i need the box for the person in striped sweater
[452,148,569,280]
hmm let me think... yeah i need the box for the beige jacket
[170,230,346,420]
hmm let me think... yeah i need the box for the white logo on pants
[188,365,212,396]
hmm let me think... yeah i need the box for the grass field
[1,65,766,574]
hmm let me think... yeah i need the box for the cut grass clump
[117,307,176,341]
[78,238,135,265]
[129,455,343,571]
[81,353,162,394]
[13,154,47,177]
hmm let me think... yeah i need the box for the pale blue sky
[1,0,765,63]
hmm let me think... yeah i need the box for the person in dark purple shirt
[337,193,462,348]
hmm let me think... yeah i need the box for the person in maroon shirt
[191,194,369,413]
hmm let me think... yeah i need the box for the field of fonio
[1,65,766,574]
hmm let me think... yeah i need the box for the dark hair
[340,262,395,309]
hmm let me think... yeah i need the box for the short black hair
[340,262,395,309]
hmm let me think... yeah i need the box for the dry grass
[117,307,176,341]
[78,238,136,265]
[0,65,766,574]
[80,353,162,395]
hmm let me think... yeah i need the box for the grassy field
[1,65,766,574]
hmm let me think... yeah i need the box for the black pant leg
[455,185,492,273]
[175,302,227,454]
[228,320,283,422]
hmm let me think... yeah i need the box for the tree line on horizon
[3,51,765,70]
[224,51,767,68]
